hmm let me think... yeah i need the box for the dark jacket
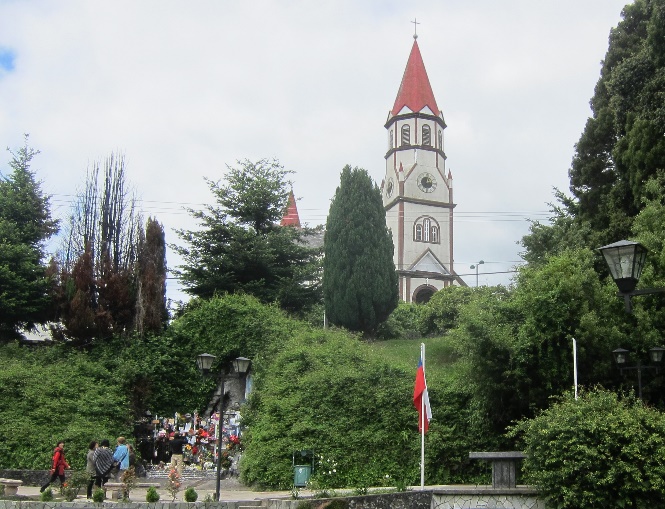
[93,447,115,476]
[170,436,188,455]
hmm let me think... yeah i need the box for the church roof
[391,40,439,116]
[280,190,301,228]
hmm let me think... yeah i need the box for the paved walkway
[15,477,306,503]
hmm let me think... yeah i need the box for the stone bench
[0,478,23,496]
[104,482,160,500]
[468,451,526,489]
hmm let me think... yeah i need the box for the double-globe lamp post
[469,260,484,287]
[196,353,251,502]
[597,239,665,400]
[612,347,665,400]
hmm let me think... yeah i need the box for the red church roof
[391,40,439,116]
[280,190,301,228]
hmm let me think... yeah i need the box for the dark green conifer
[323,165,398,334]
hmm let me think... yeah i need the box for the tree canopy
[323,165,398,334]
[524,0,665,258]
[0,136,58,337]
[174,159,322,314]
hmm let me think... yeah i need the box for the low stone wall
[0,470,51,486]
[267,491,431,509]
[432,486,545,509]
[0,497,428,509]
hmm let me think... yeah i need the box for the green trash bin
[293,450,314,487]
[293,464,312,487]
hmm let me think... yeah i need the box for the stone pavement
[14,477,308,504]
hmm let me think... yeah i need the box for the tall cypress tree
[135,217,168,336]
[323,165,398,334]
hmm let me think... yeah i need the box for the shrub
[121,466,137,499]
[67,470,89,494]
[92,487,105,503]
[146,486,160,503]
[40,488,54,502]
[241,328,417,489]
[166,468,182,500]
[375,302,424,340]
[62,484,77,502]
[184,487,198,502]
[510,389,665,509]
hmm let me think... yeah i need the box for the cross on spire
[411,18,420,39]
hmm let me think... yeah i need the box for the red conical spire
[391,40,439,116]
[280,190,301,228]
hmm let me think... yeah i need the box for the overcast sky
[0,0,630,303]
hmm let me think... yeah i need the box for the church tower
[382,36,462,303]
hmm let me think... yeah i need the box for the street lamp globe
[649,346,665,365]
[597,240,648,294]
[196,353,217,375]
[612,348,629,367]
[232,356,252,374]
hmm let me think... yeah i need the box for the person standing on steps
[40,441,70,492]
[93,439,115,489]
[169,431,189,477]
[85,441,98,499]
[113,436,130,481]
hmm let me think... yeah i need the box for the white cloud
[0,0,630,300]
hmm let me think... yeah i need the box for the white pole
[420,342,425,489]
[573,338,578,400]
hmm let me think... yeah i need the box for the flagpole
[420,342,425,489]
[573,338,578,400]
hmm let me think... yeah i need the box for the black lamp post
[470,260,484,287]
[196,353,252,501]
[612,346,665,400]
[597,240,665,313]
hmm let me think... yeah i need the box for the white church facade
[382,36,466,303]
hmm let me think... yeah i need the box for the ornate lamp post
[196,353,252,501]
[470,260,484,287]
[612,347,665,400]
[597,240,665,312]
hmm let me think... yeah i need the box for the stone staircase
[145,467,217,481]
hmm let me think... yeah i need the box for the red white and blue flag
[413,351,432,433]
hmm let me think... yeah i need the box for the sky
[0,0,631,303]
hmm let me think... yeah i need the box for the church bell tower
[382,36,462,303]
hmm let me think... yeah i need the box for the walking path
[15,477,306,503]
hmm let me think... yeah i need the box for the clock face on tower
[417,172,437,193]
[386,179,394,198]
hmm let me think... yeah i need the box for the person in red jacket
[40,441,70,492]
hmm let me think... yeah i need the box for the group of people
[40,437,138,499]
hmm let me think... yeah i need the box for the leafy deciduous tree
[174,159,322,313]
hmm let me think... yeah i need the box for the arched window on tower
[437,130,443,150]
[413,216,440,244]
[389,130,394,149]
[401,125,410,146]
[422,125,431,146]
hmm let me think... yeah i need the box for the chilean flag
[413,355,432,433]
